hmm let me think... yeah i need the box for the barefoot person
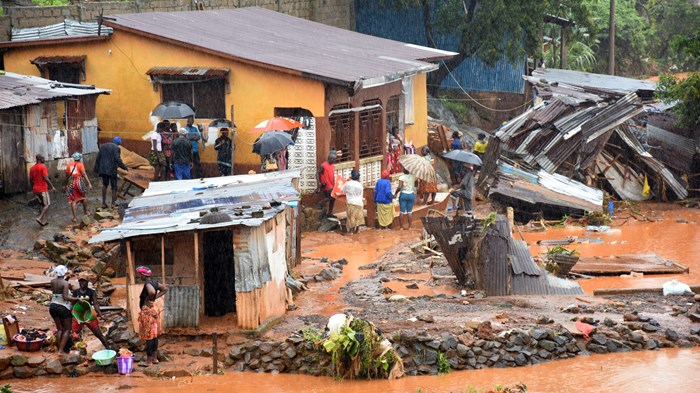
[29,154,56,226]
[418,147,437,205]
[137,266,167,365]
[374,170,394,229]
[50,265,78,353]
[72,272,109,349]
[94,136,128,209]
[65,152,92,223]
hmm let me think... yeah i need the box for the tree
[656,28,700,128]
[383,0,592,96]
[649,0,700,72]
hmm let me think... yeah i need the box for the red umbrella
[252,117,303,132]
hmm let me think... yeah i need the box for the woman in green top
[394,169,417,230]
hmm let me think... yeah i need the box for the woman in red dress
[65,152,92,223]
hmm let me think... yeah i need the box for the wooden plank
[572,254,688,275]
[126,240,135,285]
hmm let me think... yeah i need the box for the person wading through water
[29,154,57,226]
[50,265,78,353]
[136,266,167,365]
[72,272,110,349]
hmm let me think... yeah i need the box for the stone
[417,315,435,323]
[645,339,658,350]
[162,369,193,378]
[10,354,28,367]
[690,326,700,336]
[623,313,639,322]
[94,211,114,220]
[0,353,11,371]
[665,329,681,342]
[538,339,557,352]
[27,355,45,367]
[405,283,419,289]
[440,332,458,350]
[388,295,408,302]
[80,215,94,227]
[630,332,646,344]
[45,359,63,374]
[642,323,659,333]
[529,328,549,341]
[562,304,580,313]
[184,348,201,356]
[587,344,608,354]
[284,347,297,359]
[476,355,488,364]
[456,344,469,357]
[201,348,214,357]
[319,268,340,281]
[603,318,617,327]
[590,334,607,346]
[426,340,441,350]
[423,349,438,365]
[0,368,13,380]
[13,367,33,379]
[537,349,552,359]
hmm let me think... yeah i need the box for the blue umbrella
[252,131,295,156]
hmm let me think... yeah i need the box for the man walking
[450,164,475,214]
[94,136,128,208]
[183,116,202,178]
[317,154,336,218]
[172,130,193,180]
[29,154,56,226]
[213,127,233,176]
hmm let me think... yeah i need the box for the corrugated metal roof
[11,19,112,41]
[31,55,86,65]
[510,238,542,276]
[146,66,230,78]
[101,8,453,87]
[531,68,656,97]
[0,71,110,110]
[89,170,301,243]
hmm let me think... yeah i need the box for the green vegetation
[481,212,497,234]
[1,385,13,393]
[546,245,578,257]
[300,327,323,343]
[436,351,450,374]
[31,0,70,6]
[657,72,700,128]
[322,318,402,380]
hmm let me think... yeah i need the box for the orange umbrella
[252,117,303,132]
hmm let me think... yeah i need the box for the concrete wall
[0,0,355,42]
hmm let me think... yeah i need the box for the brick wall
[0,0,354,42]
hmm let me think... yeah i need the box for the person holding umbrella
[214,128,233,176]
[418,146,437,205]
[450,164,475,215]
[149,122,166,181]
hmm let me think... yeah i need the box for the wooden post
[212,332,218,374]
[506,207,515,236]
[161,236,166,284]
[194,231,199,286]
[126,240,135,285]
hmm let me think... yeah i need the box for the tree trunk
[427,52,468,97]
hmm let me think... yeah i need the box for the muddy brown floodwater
[9,348,700,392]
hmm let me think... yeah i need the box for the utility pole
[609,0,615,75]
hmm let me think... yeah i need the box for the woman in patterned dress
[65,152,92,223]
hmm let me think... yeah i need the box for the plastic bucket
[92,349,116,366]
[72,301,96,323]
[117,356,134,375]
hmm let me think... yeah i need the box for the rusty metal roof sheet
[0,71,109,110]
[89,170,301,243]
[11,19,112,41]
[531,68,656,96]
[101,8,454,87]
[510,238,542,276]
[31,55,86,65]
[146,66,230,78]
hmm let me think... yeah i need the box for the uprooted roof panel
[531,68,656,97]
[0,71,110,110]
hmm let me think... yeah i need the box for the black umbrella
[442,150,483,166]
[209,118,236,129]
[252,132,295,156]
[151,102,195,119]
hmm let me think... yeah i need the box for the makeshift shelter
[0,71,109,194]
[89,170,302,331]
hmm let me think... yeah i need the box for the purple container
[117,356,134,375]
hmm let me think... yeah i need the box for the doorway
[202,230,236,316]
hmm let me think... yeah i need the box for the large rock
[60,354,82,365]
[27,355,45,367]
[13,367,33,379]
[10,354,28,367]
[45,359,63,374]
[0,353,11,371]
[538,340,557,352]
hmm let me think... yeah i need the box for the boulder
[0,353,11,371]
[13,367,33,379]
[60,354,82,365]
[665,329,680,342]
[27,355,45,367]
[46,359,63,374]
[10,354,28,367]
[183,348,201,357]
[538,340,557,352]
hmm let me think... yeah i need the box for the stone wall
[0,0,354,42]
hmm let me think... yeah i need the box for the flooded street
[9,348,700,392]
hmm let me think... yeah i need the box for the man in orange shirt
[317,154,336,218]
[29,154,56,226]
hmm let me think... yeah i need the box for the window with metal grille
[359,99,383,158]
[329,104,355,163]
[148,67,229,119]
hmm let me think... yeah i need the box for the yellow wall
[404,73,428,148]
[3,31,325,167]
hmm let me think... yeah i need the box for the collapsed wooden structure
[476,69,692,217]
[422,214,582,296]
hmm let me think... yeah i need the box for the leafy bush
[437,351,450,374]
[31,0,70,6]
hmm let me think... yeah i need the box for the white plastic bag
[662,280,694,296]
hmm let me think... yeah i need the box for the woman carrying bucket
[72,271,110,349]
[136,266,167,365]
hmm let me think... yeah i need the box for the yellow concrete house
[0,7,455,191]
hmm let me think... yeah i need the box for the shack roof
[89,170,301,244]
[96,7,455,88]
[531,68,656,97]
[0,71,110,110]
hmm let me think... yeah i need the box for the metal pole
[609,0,615,75]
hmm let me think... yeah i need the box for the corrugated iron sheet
[147,66,230,78]
[0,72,109,110]
[233,225,272,293]
[510,238,542,276]
[100,8,449,87]
[543,271,584,295]
[481,219,510,296]
[164,285,200,328]
[646,124,696,173]
[531,68,656,97]
[355,1,525,93]
[11,19,112,41]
